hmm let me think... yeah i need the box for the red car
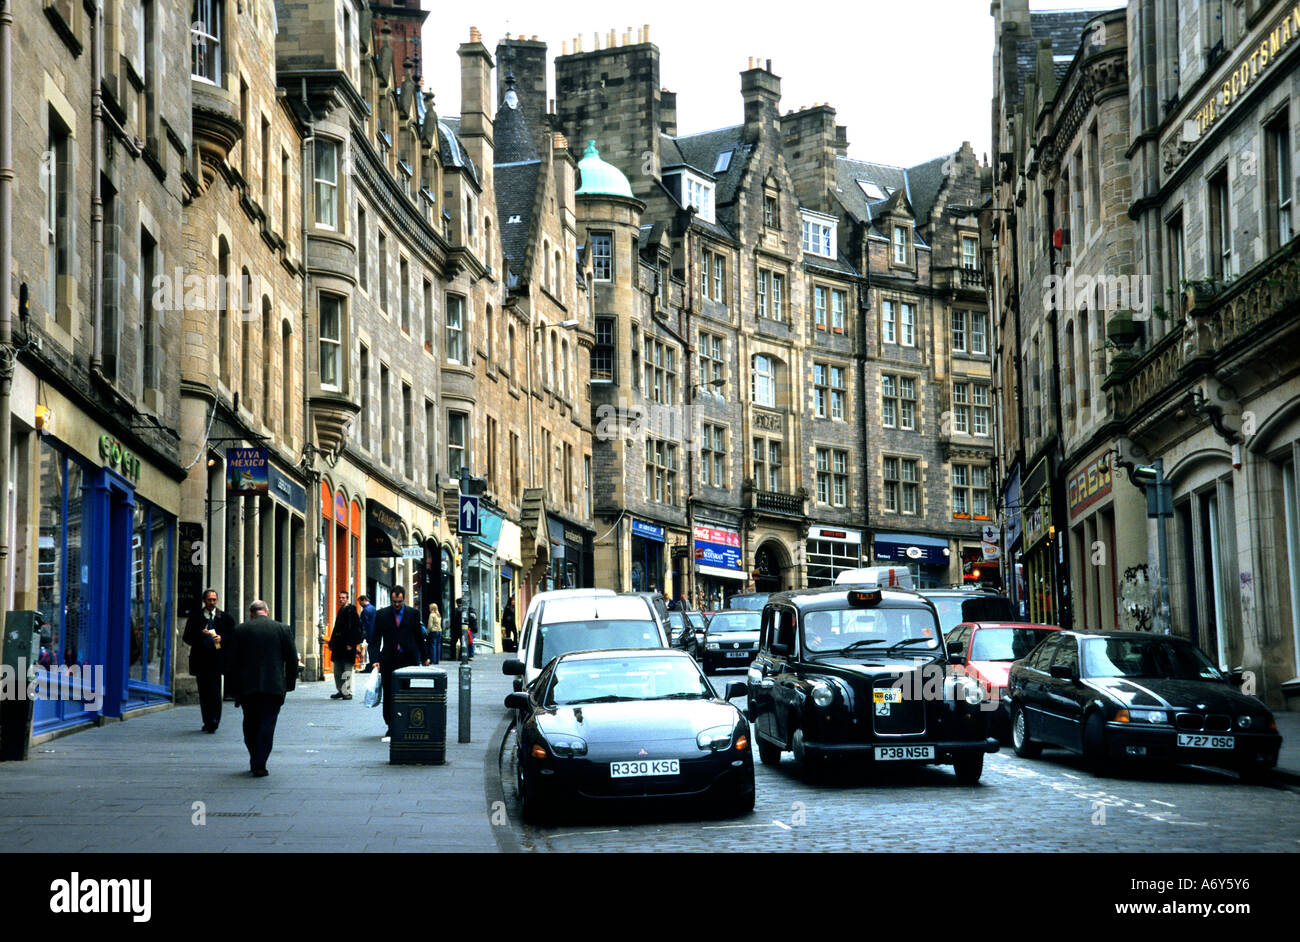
[945,622,1062,740]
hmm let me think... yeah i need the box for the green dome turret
[575,140,634,198]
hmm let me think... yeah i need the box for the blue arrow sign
[458,494,480,535]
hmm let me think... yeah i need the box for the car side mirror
[724,682,747,700]
[1048,664,1076,681]
[771,642,790,656]
[502,659,525,676]
[1227,670,1246,687]
[504,692,530,711]
[946,641,966,663]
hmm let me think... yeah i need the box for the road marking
[772,819,792,831]
[1151,799,1175,807]
[1061,772,1079,780]
[701,823,777,830]
[575,829,620,835]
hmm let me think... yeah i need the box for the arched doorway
[753,540,791,594]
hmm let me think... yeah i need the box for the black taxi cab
[746,585,999,784]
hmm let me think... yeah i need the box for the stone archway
[754,540,792,594]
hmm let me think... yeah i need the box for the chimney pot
[469,26,481,43]
[766,58,772,71]
[532,34,539,41]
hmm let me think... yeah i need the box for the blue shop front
[25,415,179,737]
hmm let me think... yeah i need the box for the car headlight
[705,642,720,651]
[697,725,734,751]
[1128,710,1168,724]
[810,681,835,708]
[954,676,986,705]
[1236,715,1253,729]
[544,734,588,757]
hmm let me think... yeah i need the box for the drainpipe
[91,0,104,375]
[300,78,323,679]
[0,0,13,629]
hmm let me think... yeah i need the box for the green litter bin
[390,666,447,765]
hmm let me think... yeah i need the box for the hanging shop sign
[226,447,269,495]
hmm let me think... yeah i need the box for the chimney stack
[741,59,782,145]
[660,89,677,137]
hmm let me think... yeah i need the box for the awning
[873,532,950,566]
[697,564,747,581]
[472,506,505,550]
[366,499,405,558]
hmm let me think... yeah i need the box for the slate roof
[438,117,478,185]
[1011,8,1113,103]
[495,160,542,276]
[494,79,538,164]
[659,126,752,236]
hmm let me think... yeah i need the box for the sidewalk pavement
[0,652,516,852]
[1271,710,1300,785]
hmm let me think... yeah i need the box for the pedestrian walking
[358,595,377,659]
[426,603,443,664]
[227,600,297,777]
[501,596,516,650]
[328,591,363,699]
[181,588,235,733]
[367,586,429,741]
[448,600,463,662]
[466,604,479,659]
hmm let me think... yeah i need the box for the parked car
[699,609,761,673]
[668,609,706,648]
[503,591,666,691]
[1007,630,1281,781]
[506,648,754,822]
[944,621,1062,740]
[722,592,769,611]
[834,565,914,588]
[630,592,673,644]
[917,585,1017,635]
[746,585,999,784]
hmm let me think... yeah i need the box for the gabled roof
[1012,9,1110,103]
[494,77,538,164]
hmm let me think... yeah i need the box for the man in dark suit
[228,600,297,777]
[181,588,235,733]
[367,586,428,741]
[328,591,363,700]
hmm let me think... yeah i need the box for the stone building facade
[181,0,311,679]
[5,0,191,736]
[990,0,1300,708]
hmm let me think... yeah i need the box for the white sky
[418,0,1118,170]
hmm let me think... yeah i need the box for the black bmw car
[506,649,755,822]
[700,609,762,673]
[1007,630,1282,780]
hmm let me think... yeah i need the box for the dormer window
[800,210,836,258]
[892,224,910,265]
[764,194,779,228]
[684,172,715,224]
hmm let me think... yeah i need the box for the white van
[504,590,667,689]
[834,565,915,589]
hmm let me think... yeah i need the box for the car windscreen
[708,611,761,635]
[801,605,939,653]
[546,655,713,705]
[970,627,1057,661]
[687,612,706,628]
[1080,637,1225,682]
[534,620,663,668]
[725,595,767,610]
[928,595,1015,633]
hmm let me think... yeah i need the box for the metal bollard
[458,659,471,742]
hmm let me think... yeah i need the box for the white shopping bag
[358,671,381,708]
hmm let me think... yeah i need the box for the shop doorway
[753,541,790,594]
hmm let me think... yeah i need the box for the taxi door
[748,606,780,744]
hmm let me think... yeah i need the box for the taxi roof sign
[847,589,883,607]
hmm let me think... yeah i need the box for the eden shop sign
[99,435,141,481]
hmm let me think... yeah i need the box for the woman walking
[426,603,443,664]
